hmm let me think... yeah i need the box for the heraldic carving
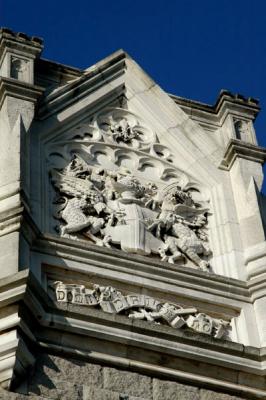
[52,281,229,339]
[50,154,211,270]
[49,108,212,271]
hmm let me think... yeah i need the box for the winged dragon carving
[50,153,211,271]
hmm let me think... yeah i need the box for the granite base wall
[0,353,248,400]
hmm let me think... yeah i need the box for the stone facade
[0,27,266,399]
[0,354,248,399]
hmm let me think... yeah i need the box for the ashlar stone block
[153,379,199,400]
[103,367,153,399]
[199,389,246,400]
[28,379,82,400]
[32,354,103,388]
[83,385,120,400]
[0,387,48,399]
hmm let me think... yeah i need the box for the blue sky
[1,0,266,184]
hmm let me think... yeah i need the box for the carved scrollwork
[52,281,230,339]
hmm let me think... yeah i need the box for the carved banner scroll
[52,281,229,339]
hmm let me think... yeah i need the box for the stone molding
[35,234,249,307]
[0,28,43,87]
[0,28,43,60]
[219,139,266,170]
[0,271,35,389]
[0,77,44,109]
[0,270,265,397]
[37,50,126,119]
[171,90,260,132]
[0,205,23,237]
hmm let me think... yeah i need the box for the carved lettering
[127,294,145,308]
[84,294,98,306]
[57,290,65,301]
[145,297,160,310]
[112,297,129,313]
[52,281,230,339]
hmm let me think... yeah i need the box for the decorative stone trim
[0,77,44,109]
[219,139,266,170]
[52,281,230,339]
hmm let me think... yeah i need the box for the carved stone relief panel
[46,108,212,272]
[51,281,230,339]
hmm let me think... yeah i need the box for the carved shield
[105,201,163,256]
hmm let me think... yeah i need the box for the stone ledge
[219,139,266,170]
[171,90,260,132]
[37,54,126,120]
[37,234,249,306]
[0,271,265,397]
[0,28,43,48]
[36,299,264,372]
[0,77,44,109]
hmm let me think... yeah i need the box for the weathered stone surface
[199,389,246,400]
[128,397,149,400]
[103,367,152,399]
[0,388,49,399]
[28,378,82,400]
[153,378,199,400]
[31,354,103,388]
[83,385,120,400]
[0,371,252,400]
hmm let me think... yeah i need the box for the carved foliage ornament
[62,108,172,161]
[52,281,229,339]
[72,108,158,151]
[49,109,212,271]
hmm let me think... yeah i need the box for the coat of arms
[50,152,211,271]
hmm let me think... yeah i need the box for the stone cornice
[0,77,44,109]
[0,270,35,389]
[171,90,259,116]
[171,90,260,130]
[37,50,126,120]
[0,28,43,60]
[0,269,265,397]
[35,234,249,311]
[219,139,266,170]
[0,205,23,237]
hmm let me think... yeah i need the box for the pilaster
[0,29,44,279]
[219,138,266,346]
